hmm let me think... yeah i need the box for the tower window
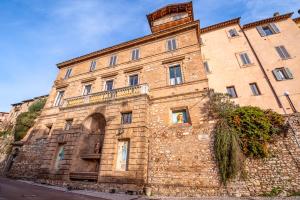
[131,49,140,60]
[169,65,182,85]
[167,38,177,51]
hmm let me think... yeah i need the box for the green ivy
[14,99,46,141]
[205,90,287,184]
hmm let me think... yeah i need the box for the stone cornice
[56,20,200,69]
[200,18,241,34]
[243,12,293,29]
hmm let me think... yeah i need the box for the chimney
[273,12,280,17]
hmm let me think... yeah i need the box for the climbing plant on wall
[205,90,287,185]
[14,98,47,141]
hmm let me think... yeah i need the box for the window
[64,68,72,79]
[90,60,96,72]
[109,55,117,67]
[226,86,238,98]
[199,37,204,45]
[249,83,261,96]
[229,28,239,37]
[172,110,188,124]
[167,38,177,51]
[272,68,293,81]
[203,61,211,74]
[53,91,64,107]
[64,119,73,131]
[275,46,291,59]
[131,49,140,60]
[116,140,129,171]
[239,53,251,65]
[54,144,65,170]
[129,74,139,86]
[105,80,114,91]
[169,65,182,85]
[257,23,280,37]
[83,84,92,95]
[121,112,132,124]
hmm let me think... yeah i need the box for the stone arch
[82,113,106,135]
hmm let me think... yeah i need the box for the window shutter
[131,50,135,60]
[240,54,247,65]
[172,39,177,50]
[256,26,266,37]
[244,53,251,64]
[167,40,172,51]
[275,46,285,59]
[285,68,293,79]
[272,69,283,81]
[270,23,280,33]
[281,46,290,58]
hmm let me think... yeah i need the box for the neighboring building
[294,17,300,28]
[201,13,300,114]
[6,95,49,128]
[5,2,300,197]
[0,112,9,131]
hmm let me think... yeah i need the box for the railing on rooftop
[62,84,149,108]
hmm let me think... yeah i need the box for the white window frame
[167,38,177,51]
[53,90,65,107]
[90,60,97,72]
[105,79,114,91]
[131,48,140,61]
[128,74,139,86]
[82,84,92,95]
[109,55,117,67]
[239,52,252,65]
[64,68,72,79]
[169,64,183,85]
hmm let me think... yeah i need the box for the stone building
[4,1,300,197]
[201,13,300,114]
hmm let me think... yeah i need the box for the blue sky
[1,0,300,112]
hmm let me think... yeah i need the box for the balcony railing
[62,84,149,108]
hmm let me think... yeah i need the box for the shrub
[28,98,46,112]
[214,118,244,184]
[206,90,287,184]
[14,99,46,141]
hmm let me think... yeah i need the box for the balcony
[62,84,149,108]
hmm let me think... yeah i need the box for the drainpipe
[238,23,283,109]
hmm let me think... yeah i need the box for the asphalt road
[0,177,107,200]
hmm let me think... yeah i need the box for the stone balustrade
[62,84,149,108]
